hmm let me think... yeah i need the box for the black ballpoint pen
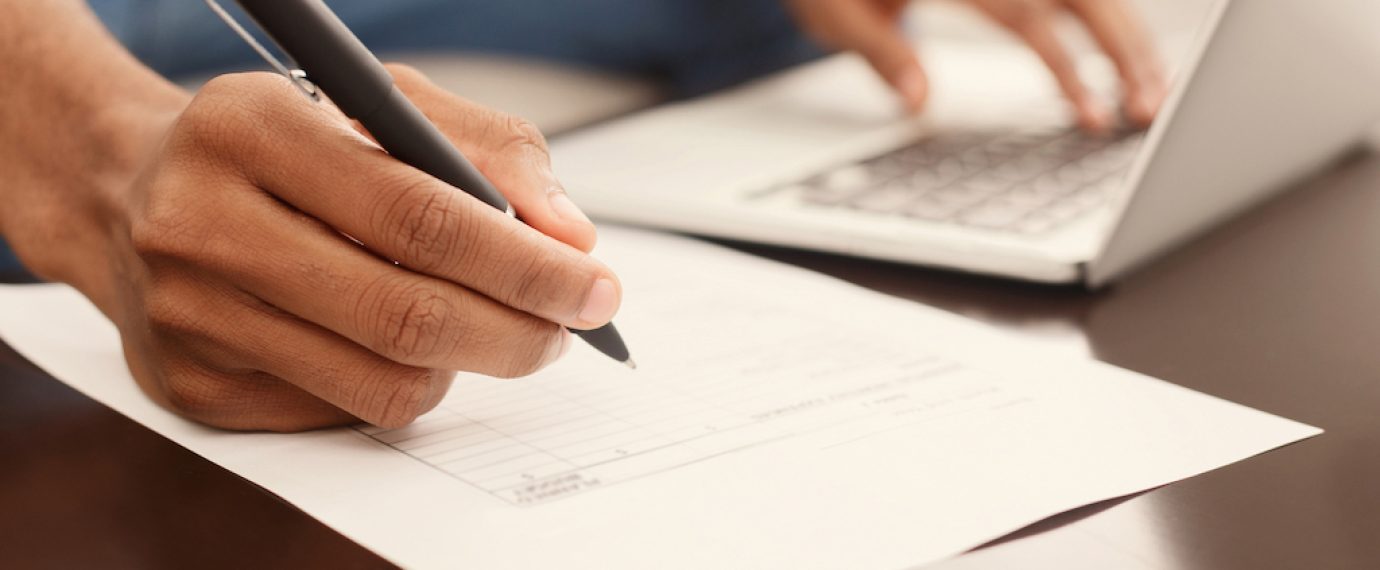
[213,0,634,368]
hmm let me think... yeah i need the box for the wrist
[0,0,194,319]
[1,84,189,312]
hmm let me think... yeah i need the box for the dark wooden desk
[4,149,1379,569]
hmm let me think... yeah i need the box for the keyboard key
[801,165,872,205]
[906,160,969,190]
[980,138,1035,162]
[958,148,991,170]
[955,180,1008,200]
[1015,214,1059,235]
[1035,136,1082,159]
[1046,198,1091,222]
[1092,175,1128,197]
[1066,185,1108,209]
[1079,147,1135,174]
[1053,162,1095,185]
[892,145,942,166]
[848,184,919,214]
[863,155,916,177]
[961,202,1028,229]
[820,165,872,191]
[935,157,969,180]
[905,197,963,221]
[1003,185,1055,209]
[1030,173,1070,196]
[992,156,1051,182]
[962,175,1016,196]
[930,186,989,209]
[925,133,987,154]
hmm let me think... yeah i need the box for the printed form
[0,227,1318,569]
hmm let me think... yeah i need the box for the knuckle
[162,369,236,418]
[176,73,295,158]
[131,187,206,262]
[362,279,455,363]
[358,366,435,428]
[172,96,240,157]
[500,115,550,155]
[180,77,251,147]
[141,276,210,338]
[130,178,239,267]
[402,190,462,267]
[490,318,563,379]
[375,178,471,270]
[130,201,190,261]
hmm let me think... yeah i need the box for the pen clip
[203,0,320,101]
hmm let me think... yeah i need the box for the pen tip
[624,358,638,370]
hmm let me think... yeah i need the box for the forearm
[0,0,190,308]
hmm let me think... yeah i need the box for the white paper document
[0,227,1318,569]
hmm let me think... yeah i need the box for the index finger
[787,0,929,112]
[1004,8,1115,132]
[1067,0,1169,126]
[219,75,622,330]
[386,65,600,253]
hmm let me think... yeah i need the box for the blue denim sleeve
[91,0,822,97]
[0,238,24,274]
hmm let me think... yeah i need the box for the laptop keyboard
[758,127,1145,235]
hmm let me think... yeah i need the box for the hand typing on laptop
[783,0,1169,130]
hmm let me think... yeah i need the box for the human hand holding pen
[115,67,621,431]
[782,0,1170,131]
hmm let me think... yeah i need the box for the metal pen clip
[203,0,320,101]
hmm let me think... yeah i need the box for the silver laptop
[550,0,1380,287]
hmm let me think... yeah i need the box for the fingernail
[1083,100,1114,132]
[896,68,927,113]
[549,189,591,225]
[578,278,619,325]
[1134,92,1160,124]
